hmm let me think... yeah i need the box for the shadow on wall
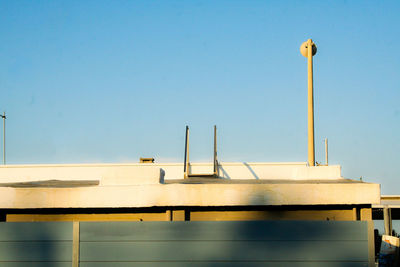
[243,162,260,180]
[218,166,231,179]
[0,222,70,266]
[76,219,370,266]
[218,162,260,180]
[227,220,369,267]
[0,220,370,266]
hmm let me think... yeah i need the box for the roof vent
[140,157,154,163]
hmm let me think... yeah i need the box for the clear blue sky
[1,1,399,193]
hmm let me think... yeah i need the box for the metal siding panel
[0,221,366,265]
[0,263,72,267]
[80,240,368,262]
[0,222,73,241]
[0,241,72,261]
[80,221,367,241]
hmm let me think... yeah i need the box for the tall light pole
[1,112,5,165]
[300,39,317,166]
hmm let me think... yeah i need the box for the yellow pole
[300,39,317,166]
[307,39,315,166]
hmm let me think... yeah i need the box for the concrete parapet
[0,162,342,186]
[0,180,380,209]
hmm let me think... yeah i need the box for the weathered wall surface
[0,182,380,209]
[0,163,380,209]
[0,162,342,184]
[0,221,373,267]
[0,222,72,267]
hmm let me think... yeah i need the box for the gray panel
[80,221,367,241]
[0,241,72,261]
[0,222,73,241]
[80,240,368,262]
[81,263,368,267]
[0,263,71,267]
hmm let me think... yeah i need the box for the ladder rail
[184,125,219,179]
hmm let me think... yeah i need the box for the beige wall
[0,182,380,209]
[0,162,342,184]
[0,163,380,211]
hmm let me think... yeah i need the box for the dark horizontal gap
[0,261,71,263]
[187,174,215,177]
[0,240,72,242]
[2,207,169,214]
[187,205,371,212]
[79,260,368,263]
[373,208,400,220]
[79,239,368,242]
[1,204,371,214]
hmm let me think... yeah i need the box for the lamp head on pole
[300,39,317,57]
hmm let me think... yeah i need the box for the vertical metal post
[384,206,392,236]
[307,39,315,166]
[213,125,218,176]
[184,126,189,178]
[325,138,328,166]
[367,220,375,267]
[301,39,317,166]
[72,221,80,267]
[1,112,5,165]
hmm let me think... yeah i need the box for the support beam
[367,220,375,267]
[172,210,185,221]
[384,206,392,235]
[72,221,80,267]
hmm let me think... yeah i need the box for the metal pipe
[307,39,315,166]
[213,125,218,176]
[184,126,189,178]
[325,138,328,166]
[1,112,5,165]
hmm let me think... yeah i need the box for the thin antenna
[213,125,218,176]
[184,126,189,178]
[1,112,5,165]
[325,138,328,166]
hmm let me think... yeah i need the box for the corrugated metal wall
[0,221,370,266]
[0,222,72,267]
